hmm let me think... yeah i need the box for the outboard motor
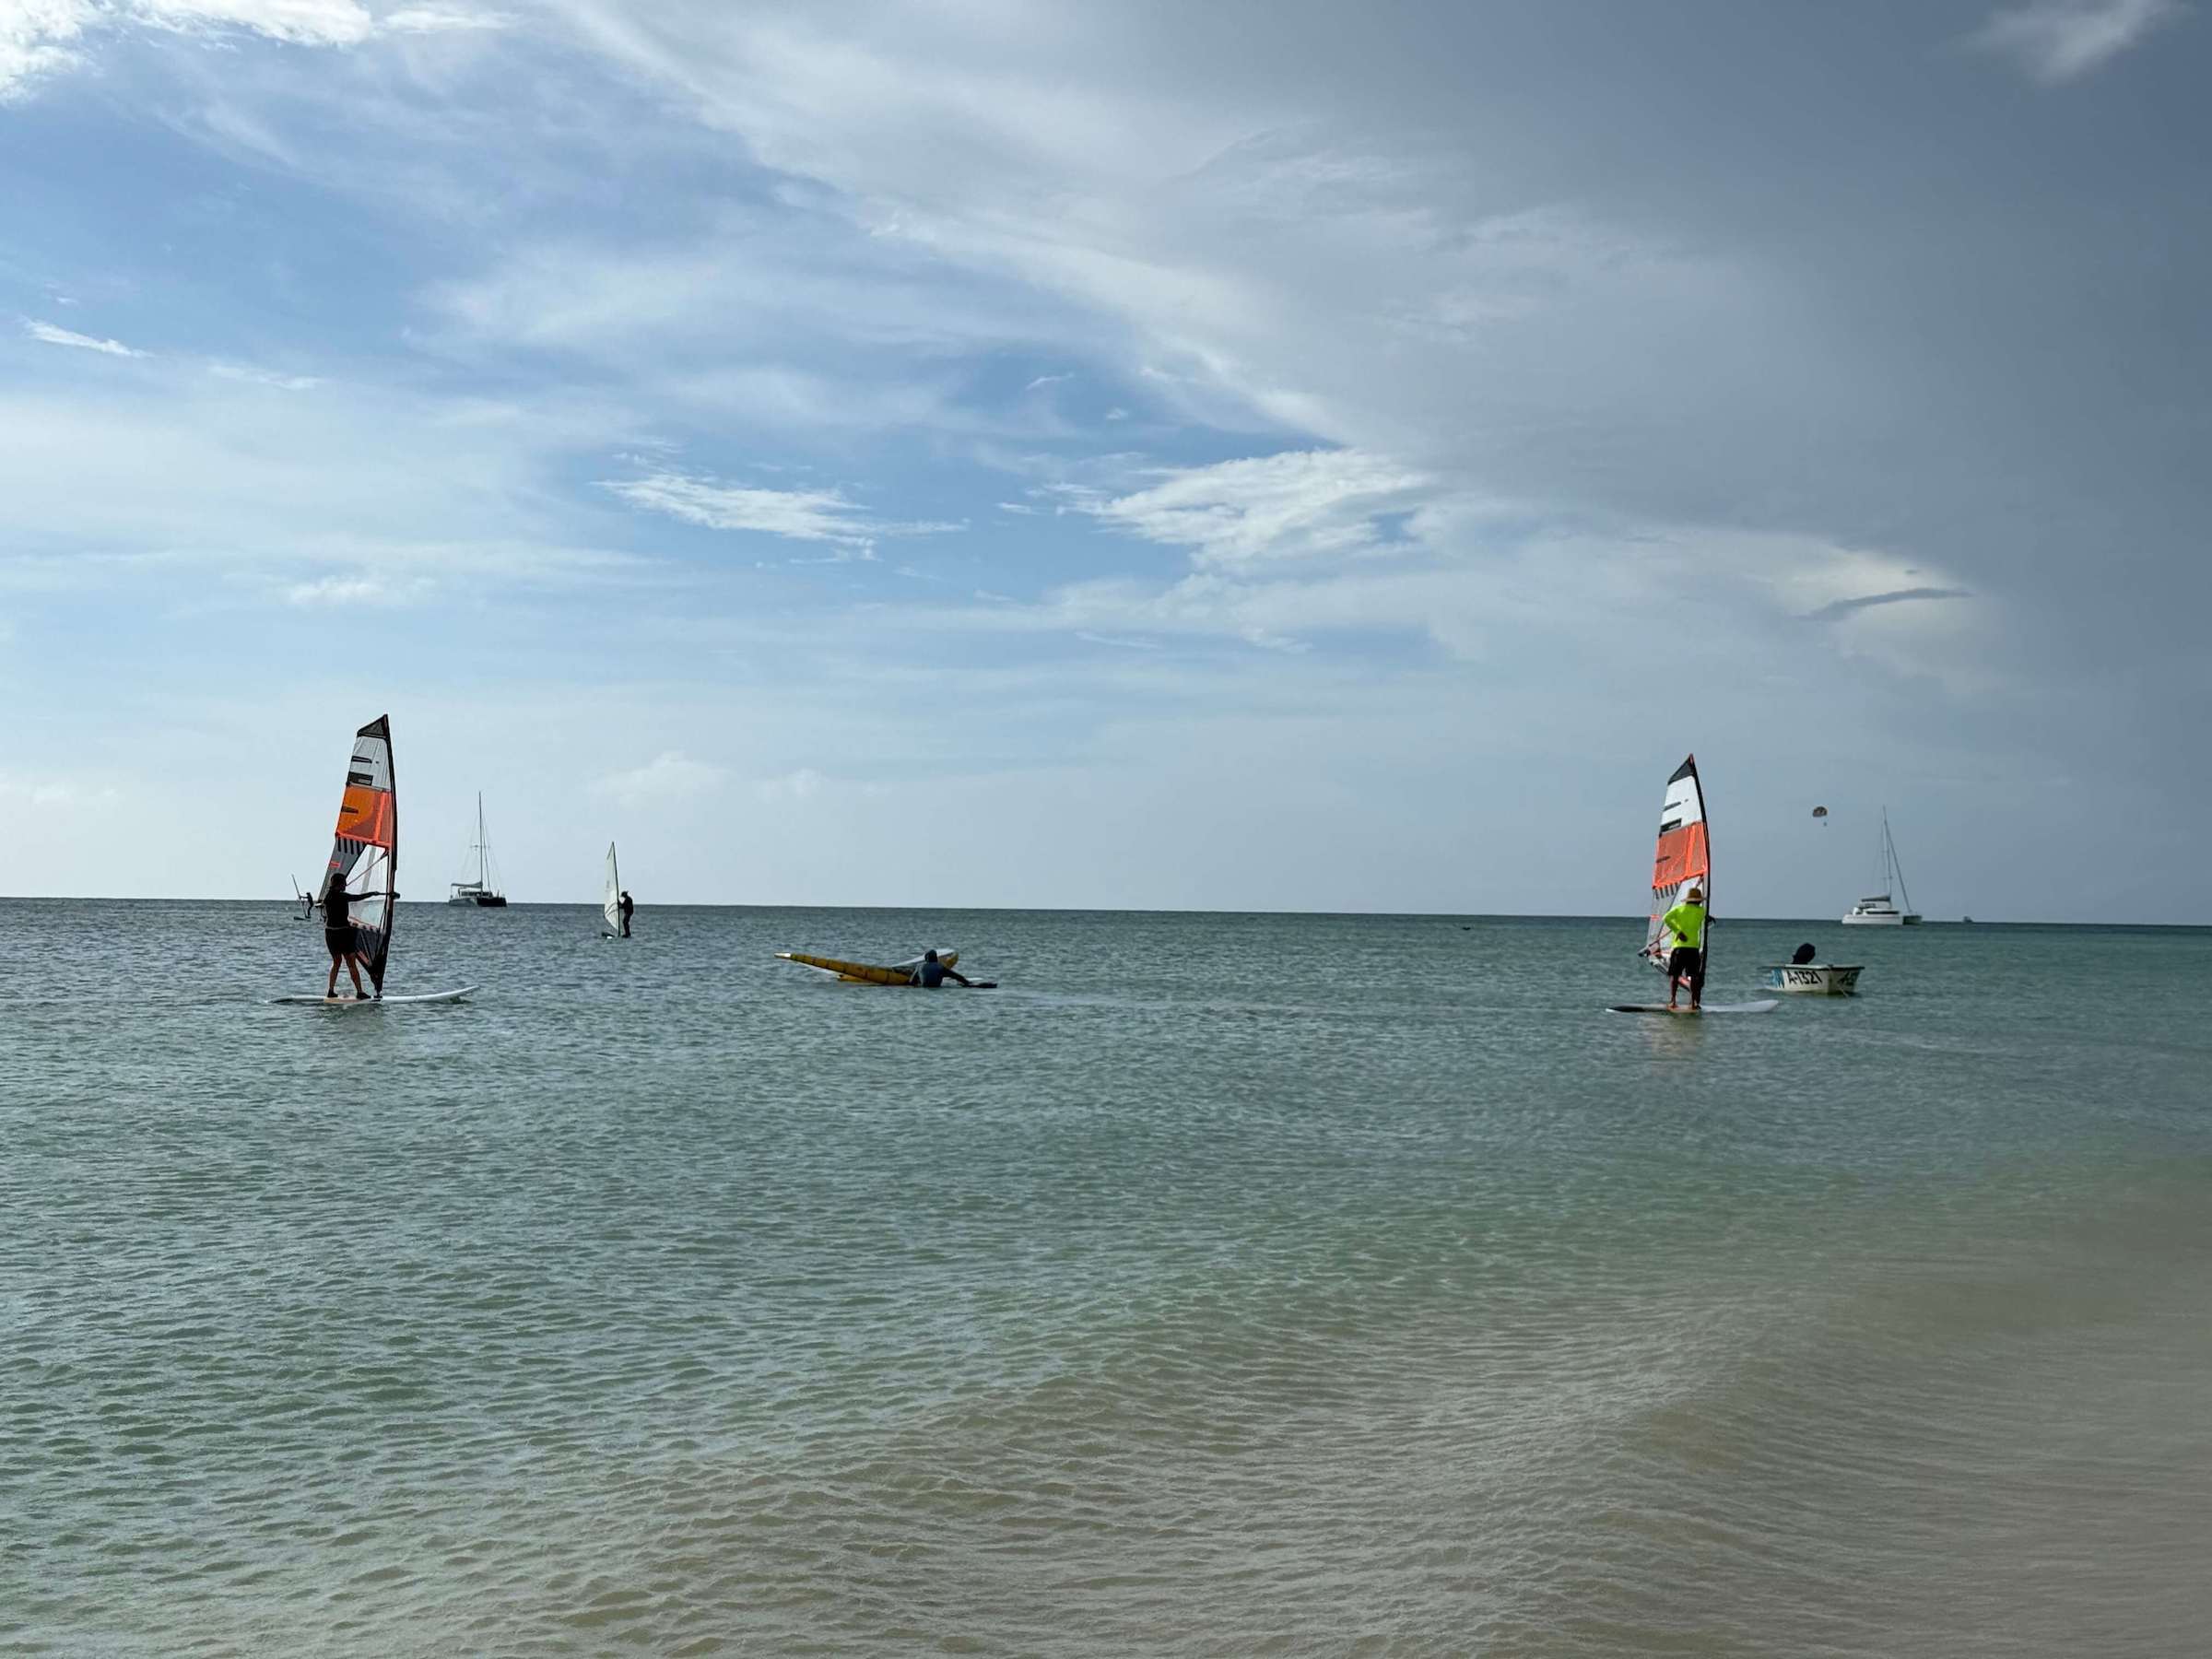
[1791,942,1818,966]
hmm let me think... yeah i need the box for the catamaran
[601,841,625,938]
[1610,753,1775,1015]
[1841,808,1921,925]
[275,714,473,1006]
[449,792,508,907]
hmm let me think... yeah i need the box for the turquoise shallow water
[3,903,2209,1654]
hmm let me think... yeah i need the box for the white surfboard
[1606,999,1779,1016]
[273,986,478,1006]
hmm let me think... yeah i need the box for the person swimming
[912,948,972,989]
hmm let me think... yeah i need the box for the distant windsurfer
[912,948,972,988]
[319,866,374,1000]
[618,889,634,938]
[1661,884,1707,1011]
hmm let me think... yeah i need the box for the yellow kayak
[776,950,957,986]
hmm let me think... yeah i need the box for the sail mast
[1885,809,1914,916]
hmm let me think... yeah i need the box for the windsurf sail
[324,715,397,994]
[603,841,621,935]
[1644,754,1710,979]
[776,950,956,985]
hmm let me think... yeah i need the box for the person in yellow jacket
[1661,884,1707,1011]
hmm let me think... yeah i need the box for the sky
[1,0,2206,919]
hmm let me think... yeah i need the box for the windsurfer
[912,948,972,989]
[320,866,375,1000]
[1662,884,1707,1011]
[618,889,634,938]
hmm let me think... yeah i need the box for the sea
[3,902,2208,1656]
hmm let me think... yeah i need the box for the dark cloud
[1804,586,1974,623]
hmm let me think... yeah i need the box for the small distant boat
[1763,962,1865,995]
[1841,807,1921,926]
[448,792,508,907]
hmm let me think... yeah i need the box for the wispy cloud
[755,767,825,802]
[209,361,322,391]
[0,770,123,810]
[1,0,498,97]
[603,468,959,556]
[22,318,147,358]
[284,572,429,606]
[1973,0,2185,82]
[1803,585,1973,623]
[131,0,375,47]
[1069,449,1435,569]
[382,6,511,31]
[1024,372,1073,391]
[592,750,724,806]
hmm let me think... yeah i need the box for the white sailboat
[1841,808,1921,925]
[448,792,508,907]
[601,841,627,938]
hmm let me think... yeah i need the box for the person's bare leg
[326,947,341,997]
[347,953,367,998]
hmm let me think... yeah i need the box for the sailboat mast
[1886,809,1914,915]
[1703,764,1714,978]
[477,792,487,887]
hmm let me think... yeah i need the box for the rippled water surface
[4,903,2210,1654]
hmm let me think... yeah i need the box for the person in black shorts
[1660,884,1708,1011]
[320,866,373,1000]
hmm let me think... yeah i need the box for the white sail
[602,841,621,935]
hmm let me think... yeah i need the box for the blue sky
[2,0,2205,919]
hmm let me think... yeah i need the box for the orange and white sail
[325,715,397,993]
[1644,754,1709,973]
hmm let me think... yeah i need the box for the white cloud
[0,1,88,98]
[1,0,502,96]
[0,770,122,810]
[1973,0,2185,82]
[22,318,147,357]
[131,0,375,47]
[754,766,824,802]
[284,572,429,606]
[1071,449,1434,570]
[592,750,724,806]
[209,361,323,391]
[603,468,959,555]
[382,5,508,31]
[1024,372,1072,390]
